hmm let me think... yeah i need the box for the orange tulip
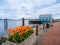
[7,25,32,35]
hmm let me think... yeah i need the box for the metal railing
[0,19,29,36]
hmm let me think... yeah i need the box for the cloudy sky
[0,0,60,19]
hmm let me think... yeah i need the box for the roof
[39,14,52,18]
[39,14,52,21]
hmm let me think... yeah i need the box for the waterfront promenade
[39,22,60,45]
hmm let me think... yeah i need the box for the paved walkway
[39,22,60,45]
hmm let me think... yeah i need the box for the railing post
[36,24,38,36]
[22,18,24,26]
[4,19,8,30]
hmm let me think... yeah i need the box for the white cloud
[0,0,57,19]
[54,15,60,19]
[33,0,56,6]
[5,0,20,9]
[0,9,8,18]
[37,3,60,19]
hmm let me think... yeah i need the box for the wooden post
[43,23,45,29]
[22,18,24,26]
[4,19,8,30]
[36,24,38,36]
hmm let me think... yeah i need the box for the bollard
[36,24,38,36]
[43,23,45,29]
[22,18,24,26]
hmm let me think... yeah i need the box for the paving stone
[39,22,60,45]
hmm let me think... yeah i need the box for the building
[29,14,53,26]
[39,14,52,22]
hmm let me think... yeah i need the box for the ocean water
[0,19,29,36]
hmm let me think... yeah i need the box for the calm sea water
[0,19,29,36]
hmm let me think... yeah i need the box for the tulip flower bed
[7,26,34,43]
